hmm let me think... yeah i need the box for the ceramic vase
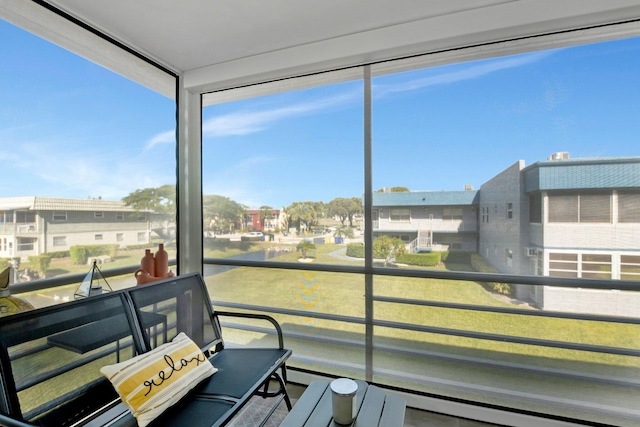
[141,249,155,276]
[154,244,168,277]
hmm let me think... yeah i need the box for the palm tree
[333,224,354,240]
[296,240,316,259]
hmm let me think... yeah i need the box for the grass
[202,243,640,372]
[21,241,640,372]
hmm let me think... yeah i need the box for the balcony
[0,222,38,236]
[375,219,477,233]
[9,258,640,427]
[4,1,640,426]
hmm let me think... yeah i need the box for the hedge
[27,255,51,278]
[470,253,511,295]
[47,250,70,259]
[70,244,119,264]
[346,243,365,258]
[240,235,262,242]
[395,252,441,267]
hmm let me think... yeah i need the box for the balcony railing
[374,219,477,232]
[9,260,640,426]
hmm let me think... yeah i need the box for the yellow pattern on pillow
[100,332,217,427]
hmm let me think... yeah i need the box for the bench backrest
[0,273,223,426]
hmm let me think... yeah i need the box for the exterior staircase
[407,229,432,253]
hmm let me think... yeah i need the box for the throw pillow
[100,332,217,427]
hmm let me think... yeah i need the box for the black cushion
[148,397,235,427]
[197,348,290,399]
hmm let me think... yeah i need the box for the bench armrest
[214,311,285,349]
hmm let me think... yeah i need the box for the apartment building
[244,208,287,232]
[373,154,640,315]
[0,197,153,260]
[372,189,479,252]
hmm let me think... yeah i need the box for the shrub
[0,258,10,270]
[395,252,441,266]
[373,236,406,265]
[27,255,51,278]
[240,235,262,242]
[70,246,87,264]
[346,243,365,258]
[69,244,119,264]
[470,253,511,295]
[47,250,70,259]
[125,244,154,251]
[296,240,316,258]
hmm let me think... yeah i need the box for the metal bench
[0,273,291,427]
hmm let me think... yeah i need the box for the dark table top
[280,379,406,427]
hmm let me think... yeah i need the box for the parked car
[246,231,264,237]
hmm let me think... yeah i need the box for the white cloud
[9,139,172,199]
[374,51,553,97]
[145,130,175,150]
[202,91,358,138]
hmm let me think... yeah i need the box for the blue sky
[2,19,639,209]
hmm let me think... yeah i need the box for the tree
[296,240,316,259]
[203,195,247,234]
[373,235,407,266]
[327,198,349,225]
[259,205,274,231]
[346,197,363,227]
[287,201,317,232]
[123,185,176,242]
[328,197,362,227]
[333,224,354,240]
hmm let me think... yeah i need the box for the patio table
[280,379,406,427]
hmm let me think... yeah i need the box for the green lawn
[203,243,640,373]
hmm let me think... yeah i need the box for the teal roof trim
[372,190,479,206]
[524,158,640,192]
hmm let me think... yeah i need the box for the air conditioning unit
[547,151,570,161]
[525,247,538,257]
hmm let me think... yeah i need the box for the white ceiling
[47,0,516,72]
[6,0,640,94]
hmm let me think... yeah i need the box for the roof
[523,156,640,192]
[372,191,479,207]
[0,197,141,212]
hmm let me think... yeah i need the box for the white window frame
[389,208,410,222]
[52,236,67,247]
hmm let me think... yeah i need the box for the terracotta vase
[154,244,168,277]
[140,249,155,276]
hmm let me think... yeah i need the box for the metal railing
[200,257,640,424]
[10,258,640,424]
